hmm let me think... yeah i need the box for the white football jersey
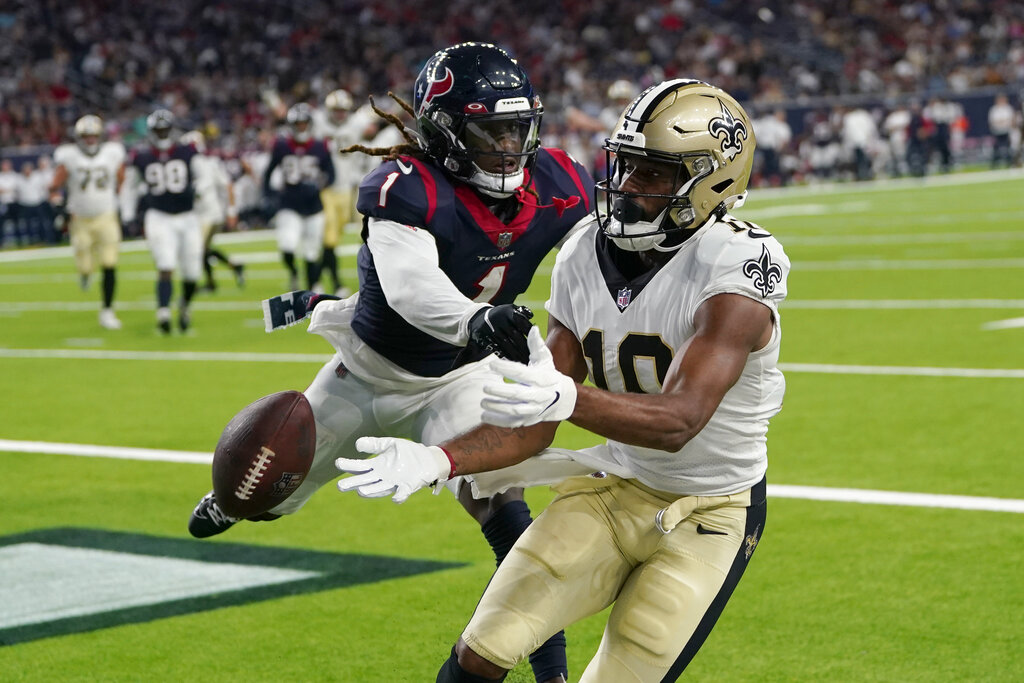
[547,214,790,496]
[192,154,231,224]
[53,141,126,217]
[313,105,375,190]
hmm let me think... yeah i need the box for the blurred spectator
[0,159,19,245]
[16,160,55,244]
[906,101,930,177]
[754,108,792,186]
[988,94,1016,168]
[801,114,841,183]
[882,104,911,177]
[841,106,878,181]
[924,96,957,173]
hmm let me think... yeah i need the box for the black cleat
[158,319,172,335]
[188,491,240,538]
[233,263,246,288]
[178,307,191,332]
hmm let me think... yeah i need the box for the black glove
[467,304,534,363]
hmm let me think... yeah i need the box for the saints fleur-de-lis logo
[744,524,761,560]
[742,244,783,297]
[708,99,748,161]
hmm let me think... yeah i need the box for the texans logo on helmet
[418,67,454,116]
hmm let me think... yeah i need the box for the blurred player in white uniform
[338,80,790,681]
[313,89,374,296]
[129,109,208,334]
[180,131,244,292]
[50,115,126,329]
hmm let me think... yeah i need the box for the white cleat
[99,308,122,330]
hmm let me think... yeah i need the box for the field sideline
[1,171,1022,681]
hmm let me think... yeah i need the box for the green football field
[1,170,1022,681]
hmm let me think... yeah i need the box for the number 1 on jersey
[473,264,507,303]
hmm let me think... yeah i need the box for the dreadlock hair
[338,93,426,161]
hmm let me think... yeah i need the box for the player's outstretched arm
[484,294,774,452]
[335,317,587,503]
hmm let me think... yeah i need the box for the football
[211,390,316,518]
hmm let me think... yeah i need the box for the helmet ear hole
[711,178,734,194]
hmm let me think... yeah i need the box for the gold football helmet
[74,115,104,154]
[598,79,756,251]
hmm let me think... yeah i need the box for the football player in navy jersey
[189,42,592,683]
[263,103,335,291]
[130,110,207,333]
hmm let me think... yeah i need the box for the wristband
[438,446,457,479]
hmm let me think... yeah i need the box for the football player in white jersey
[313,89,374,296]
[50,115,127,330]
[179,131,244,292]
[337,80,790,681]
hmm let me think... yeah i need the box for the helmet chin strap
[469,166,525,198]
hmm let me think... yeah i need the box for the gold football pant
[462,475,767,682]
[69,211,121,274]
[320,187,355,248]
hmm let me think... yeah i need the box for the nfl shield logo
[616,287,632,309]
[497,231,513,249]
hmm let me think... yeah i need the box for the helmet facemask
[422,104,542,198]
[598,145,717,252]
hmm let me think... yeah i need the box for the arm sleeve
[367,217,488,345]
[262,146,281,194]
[321,147,335,188]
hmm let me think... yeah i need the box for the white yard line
[779,363,1024,378]
[981,317,1024,331]
[748,167,1024,200]
[0,232,360,264]
[0,268,359,285]
[0,348,1020,377]
[793,257,1024,270]
[0,349,329,363]
[1,438,1021,513]
[4,298,1024,314]
[780,231,1024,246]
[780,299,1024,309]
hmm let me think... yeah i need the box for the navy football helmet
[287,103,314,143]
[147,109,176,150]
[413,42,542,197]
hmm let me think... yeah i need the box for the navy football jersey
[352,148,595,377]
[131,144,198,214]
[263,137,335,216]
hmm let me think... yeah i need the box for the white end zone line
[768,484,1024,514]
[0,439,211,465]
[779,363,1024,378]
[1,438,1021,513]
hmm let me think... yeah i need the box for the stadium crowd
[2,0,1023,247]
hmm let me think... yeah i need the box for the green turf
[1,173,1022,680]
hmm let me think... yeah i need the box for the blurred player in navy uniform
[264,103,335,291]
[189,42,593,683]
[337,80,789,682]
[131,110,206,333]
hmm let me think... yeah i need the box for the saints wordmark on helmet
[708,99,748,161]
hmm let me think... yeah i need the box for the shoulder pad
[356,157,440,227]
[698,217,790,302]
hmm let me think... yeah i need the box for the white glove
[481,326,578,428]
[336,437,453,504]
